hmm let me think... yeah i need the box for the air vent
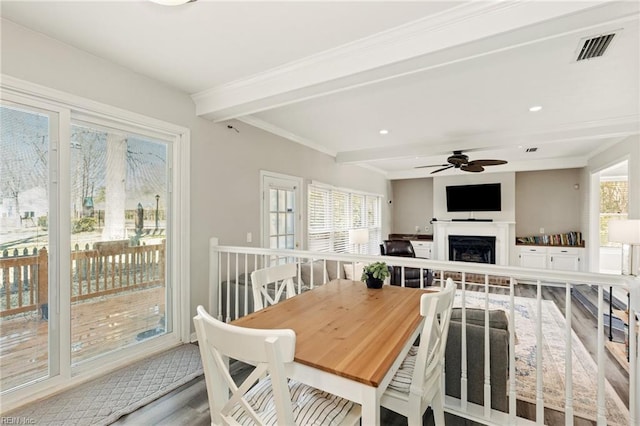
[576,33,616,61]
[526,147,538,153]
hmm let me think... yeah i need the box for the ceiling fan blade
[414,163,449,169]
[430,165,454,174]
[468,159,508,167]
[461,164,484,172]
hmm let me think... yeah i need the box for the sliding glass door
[0,84,188,409]
[0,102,56,390]
[69,121,171,364]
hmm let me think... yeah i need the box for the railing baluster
[536,281,544,424]
[508,277,516,423]
[629,286,637,425]
[483,274,491,418]
[234,252,239,321]
[597,285,606,424]
[243,254,249,317]
[225,252,230,323]
[564,282,574,425]
[460,271,468,411]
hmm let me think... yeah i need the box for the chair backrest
[412,278,456,396]
[250,263,298,311]
[193,305,297,425]
[380,240,416,257]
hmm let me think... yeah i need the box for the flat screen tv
[446,183,501,212]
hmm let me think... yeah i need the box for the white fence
[208,237,638,425]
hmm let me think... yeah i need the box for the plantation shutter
[366,195,381,254]
[307,183,382,254]
[308,185,331,252]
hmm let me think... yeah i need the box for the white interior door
[261,172,302,251]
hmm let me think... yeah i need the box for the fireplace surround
[433,221,513,265]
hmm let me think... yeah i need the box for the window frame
[307,181,382,254]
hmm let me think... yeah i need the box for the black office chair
[380,240,433,288]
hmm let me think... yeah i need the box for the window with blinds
[307,183,382,254]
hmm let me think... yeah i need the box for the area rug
[455,291,629,425]
[7,343,203,425]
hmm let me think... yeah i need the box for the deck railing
[0,240,165,318]
[209,237,638,426]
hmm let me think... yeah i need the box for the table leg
[360,386,380,426]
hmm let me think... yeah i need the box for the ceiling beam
[192,1,613,122]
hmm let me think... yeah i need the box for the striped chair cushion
[232,377,355,425]
[387,345,418,393]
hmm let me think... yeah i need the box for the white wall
[586,135,640,273]
[0,19,391,328]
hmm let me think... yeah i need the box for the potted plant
[361,261,390,289]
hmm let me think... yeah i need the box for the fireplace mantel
[433,221,514,266]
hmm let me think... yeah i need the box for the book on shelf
[516,231,583,246]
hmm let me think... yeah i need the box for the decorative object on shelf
[348,228,369,254]
[516,231,583,246]
[361,261,389,289]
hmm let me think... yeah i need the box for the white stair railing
[209,237,637,425]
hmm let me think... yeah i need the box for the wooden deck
[0,286,165,391]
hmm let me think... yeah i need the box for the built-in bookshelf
[516,231,584,247]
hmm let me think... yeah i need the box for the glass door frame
[260,171,303,250]
[1,76,191,411]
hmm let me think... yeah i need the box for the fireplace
[449,235,496,264]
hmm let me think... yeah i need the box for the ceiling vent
[525,147,538,153]
[576,33,616,61]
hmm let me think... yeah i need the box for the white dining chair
[250,263,298,311]
[193,305,361,426]
[381,278,457,426]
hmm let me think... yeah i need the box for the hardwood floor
[113,285,629,425]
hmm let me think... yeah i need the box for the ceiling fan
[415,150,508,174]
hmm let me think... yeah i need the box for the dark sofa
[445,308,510,419]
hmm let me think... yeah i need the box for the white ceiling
[2,1,638,179]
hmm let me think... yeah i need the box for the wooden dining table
[231,278,429,425]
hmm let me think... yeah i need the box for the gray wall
[390,169,584,238]
[1,19,391,328]
[390,178,433,235]
[515,168,584,237]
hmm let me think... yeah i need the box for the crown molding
[237,115,336,157]
[236,115,389,177]
[193,1,612,121]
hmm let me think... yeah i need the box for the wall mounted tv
[446,183,501,212]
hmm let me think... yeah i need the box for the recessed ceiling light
[150,0,194,5]
[529,105,543,112]
[379,129,389,135]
